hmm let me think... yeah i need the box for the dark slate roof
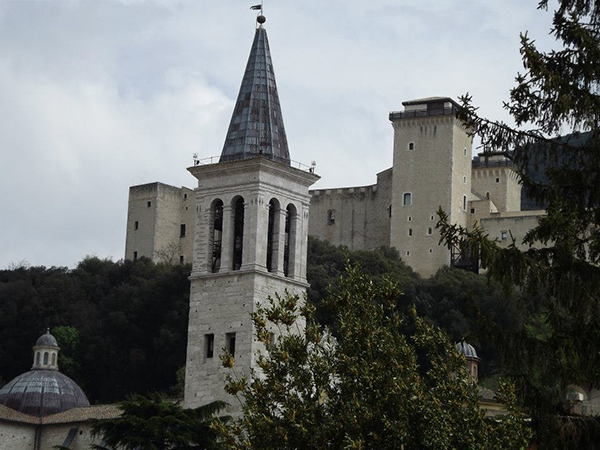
[456,341,479,360]
[0,370,89,417]
[220,25,291,165]
[36,330,59,347]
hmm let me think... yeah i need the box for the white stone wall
[472,166,521,213]
[389,115,473,277]
[480,211,546,250]
[184,158,319,414]
[39,423,102,450]
[0,422,35,450]
[125,182,195,264]
[308,168,393,251]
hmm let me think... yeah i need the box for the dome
[35,329,59,348]
[456,341,479,359]
[0,370,89,417]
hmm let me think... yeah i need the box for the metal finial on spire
[250,2,265,26]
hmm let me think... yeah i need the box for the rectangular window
[427,227,433,235]
[501,231,508,241]
[470,208,475,214]
[226,333,236,357]
[133,251,138,261]
[184,193,188,200]
[147,201,152,208]
[180,224,186,238]
[134,221,139,230]
[408,228,413,236]
[496,177,500,183]
[205,334,214,358]
[180,255,184,264]
[327,209,335,225]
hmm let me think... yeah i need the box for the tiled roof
[0,404,121,425]
[43,404,122,424]
[220,25,291,165]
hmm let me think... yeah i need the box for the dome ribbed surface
[36,332,58,347]
[456,341,479,359]
[0,370,89,417]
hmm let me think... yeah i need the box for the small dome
[35,329,59,348]
[456,341,479,359]
[0,370,89,417]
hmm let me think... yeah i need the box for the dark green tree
[437,0,600,445]
[215,265,532,449]
[90,393,227,450]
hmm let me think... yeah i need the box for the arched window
[36,352,40,366]
[210,199,224,273]
[51,353,56,366]
[232,197,245,270]
[408,142,415,151]
[403,193,412,206]
[283,204,297,277]
[43,352,49,365]
[266,199,281,272]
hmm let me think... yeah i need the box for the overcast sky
[0,0,559,269]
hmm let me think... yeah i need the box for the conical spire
[220,18,291,165]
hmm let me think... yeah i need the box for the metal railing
[192,154,316,173]
[389,106,458,121]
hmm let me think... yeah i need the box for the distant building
[0,330,120,450]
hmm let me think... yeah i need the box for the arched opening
[403,192,412,206]
[51,353,56,366]
[232,197,245,270]
[36,352,40,366]
[43,352,49,365]
[210,199,224,273]
[283,204,297,277]
[266,198,281,272]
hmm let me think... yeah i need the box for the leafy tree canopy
[215,265,532,450]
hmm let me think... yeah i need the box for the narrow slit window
[408,228,413,236]
[205,334,214,358]
[463,195,467,211]
[134,221,139,230]
[226,333,236,358]
[427,227,433,235]
[43,352,49,365]
[267,199,280,272]
[133,251,138,261]
[180,255,184,264]
[147,201,152,208]
[408,142,415,150]
[180,224,186,238]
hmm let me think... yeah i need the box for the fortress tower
[389,98,473,277]
[183,15,319,412]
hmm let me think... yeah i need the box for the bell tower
[184,14,319,412]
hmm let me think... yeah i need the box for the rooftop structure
[219,16,290,165]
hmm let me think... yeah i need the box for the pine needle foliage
[437,0,600,445]
[214,265,532,449]
[90,393,227,450]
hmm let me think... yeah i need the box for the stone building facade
[125,182,195,264]
[182,17,319,413]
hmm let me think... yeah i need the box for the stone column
[193,197,210,276]
[241,195,268,272]
[220,205,233,272]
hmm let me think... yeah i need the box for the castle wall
[472,166,521,213]
[308,168,392,251]
[479,211,545,250]
[38,423,100,450]
[125,183,195,264]
[389,112,473,278]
